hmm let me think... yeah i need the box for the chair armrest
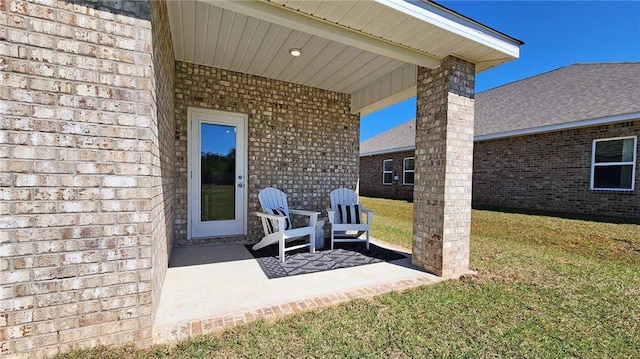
[255,211,287,220]
[361,208,374,224]
[326,208,337,224]
[289,209,319,226]
[255,212,287,232]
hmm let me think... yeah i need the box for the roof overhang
[475,112,640,141]
[361,145,416,157]
[167,0,522,114]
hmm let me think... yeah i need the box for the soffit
[167,0,407,94]
[167,0,521,96]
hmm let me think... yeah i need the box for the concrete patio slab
[152,239,442,344]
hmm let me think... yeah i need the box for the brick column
[412,56,475,278]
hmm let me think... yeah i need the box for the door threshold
[176,234,250,247]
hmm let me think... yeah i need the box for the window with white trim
[382,159,393,185]
[403,157,415,185]
[591,136,637,191]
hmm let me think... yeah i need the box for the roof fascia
[360,146,416,157]
[377,0,521,58]
[206,0,441,68]
[475,112,640,141]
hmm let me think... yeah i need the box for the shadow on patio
[152,239,441,344]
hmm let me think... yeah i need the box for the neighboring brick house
[360,63,640,219]
[474,62,639,218]
[1,0,522,356]
[360,119,416,201]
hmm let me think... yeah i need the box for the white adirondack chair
[326,188,374,250]
[254,187,319,262]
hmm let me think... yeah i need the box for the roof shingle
[360,119,415,155]
[475,62,640,136]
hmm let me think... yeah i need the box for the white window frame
[382,159,393,185]
[403,157,415,185]
[590,135,637,191]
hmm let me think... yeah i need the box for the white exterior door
[188,108,247,238]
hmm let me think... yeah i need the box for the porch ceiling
[167,0,522,113]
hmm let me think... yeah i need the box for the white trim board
[377,0,522,58]
[475,112,640,141]
[361,145,416,157]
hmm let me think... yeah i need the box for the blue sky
[361,1,640,141]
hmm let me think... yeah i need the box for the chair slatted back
[258,187,290,214]
[329,188,358,208]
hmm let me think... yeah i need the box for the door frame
[186,107,249,240]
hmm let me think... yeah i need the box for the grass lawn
[55,197,640,358]
[361,197,413,249]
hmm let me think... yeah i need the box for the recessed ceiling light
[289,48,302,57]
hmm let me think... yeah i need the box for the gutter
[475,112,640,141]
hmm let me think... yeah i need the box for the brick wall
[473,120,640,219]
[0,0,173,356]
[148,0,174,332]
[174,62,360,244]
[359,150,414,201]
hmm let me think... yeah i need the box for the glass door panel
[200,123,236,222]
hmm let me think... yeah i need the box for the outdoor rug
[245,241,406,279]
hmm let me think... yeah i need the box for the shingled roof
[476,62,640,137]
[361,62,640,155]
[360,119,415,156]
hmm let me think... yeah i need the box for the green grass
[361,197,414,249]
[54,198,640,358]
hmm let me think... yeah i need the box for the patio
[152,239,442,344]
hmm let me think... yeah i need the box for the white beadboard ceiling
[167,0,522,113]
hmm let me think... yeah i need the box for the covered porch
[165,0,521,267]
